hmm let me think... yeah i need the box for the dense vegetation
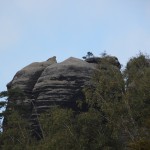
[0,53,150,150]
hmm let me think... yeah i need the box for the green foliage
[124,53,150,86]
[0,110,37,150]
[0,88,37,150]
[83,53,150,149]
[36,108,78,150]
[0,101,6,109]
[0,78,31,149]
[0,53,149,150]
[83,56,125,149]
[5,87,30,118]
[34,107,123,150]
[0,91,8,98]
[0,91,8,129]
[76,109,106,150]
[0,91,8,112]
[82,51,94,59]
[123,53,150,149]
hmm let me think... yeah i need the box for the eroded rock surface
[7,56,57,99]
[7,56,121,112]
[6,56,121,138]
[32,57,96,112]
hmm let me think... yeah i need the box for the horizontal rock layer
[7,56,121,138]
[7,56,121,112]
[32,57,97,112]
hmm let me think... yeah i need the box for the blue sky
[0,0,150,91]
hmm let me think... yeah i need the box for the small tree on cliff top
[82,52,94,59]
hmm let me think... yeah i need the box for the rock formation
[6,56,121,138]
[7,55,122,113]
[7,56,57,99]
[32,57,97,113]
[7,57,97,111]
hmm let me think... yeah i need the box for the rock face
[7,56,121,112]
[7,57,97,110]
[7,56,121,138]
[32,57,96,113]
[7,56,57,100]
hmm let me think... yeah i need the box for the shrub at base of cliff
[0,110,37,150]
[0,88,36,150]
[30,107,119,150]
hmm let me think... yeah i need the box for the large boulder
[6,56,121,139]
[32,57,97,112]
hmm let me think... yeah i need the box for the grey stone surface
[7,56,121,112]
[7,56,121,139]
[32,57,97,112]
[7,56,57,99]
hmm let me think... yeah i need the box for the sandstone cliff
[7,56,121,112]
[7,56,121,138]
